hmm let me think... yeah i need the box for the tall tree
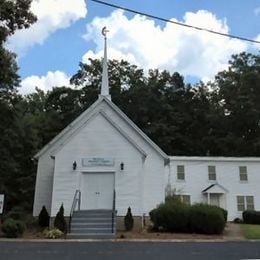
[2,52,260,213]
[212,52,260,156]
[0,0,36,211]
[0,0,36,95]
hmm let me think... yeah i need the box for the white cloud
[254,6,260,16]
[82,9,249,81]
[7,0,87,54]
[20,71,71,94]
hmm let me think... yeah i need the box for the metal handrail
[69,189,81,232]
[112,189,116,233]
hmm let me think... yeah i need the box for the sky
[5,0,260,94]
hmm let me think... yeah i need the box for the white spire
[100,26,111,100]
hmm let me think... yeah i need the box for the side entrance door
[82,172,115,209]
[210,193,220,207]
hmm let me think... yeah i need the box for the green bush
[189,204,225,234]
[38,206,50,228]
[124,207,134,231]
[243,210,260,224]
[54,204,67,233]
[1,218,25,238]
[149,201,226,235]
[150,199,189,232]
[209,205,228,222]
[43,228,64,239]
[220,208,228,222]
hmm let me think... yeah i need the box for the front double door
[82,172,115,210]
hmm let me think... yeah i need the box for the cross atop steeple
[100,26,111,100]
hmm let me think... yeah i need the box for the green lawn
[241,224,260,239]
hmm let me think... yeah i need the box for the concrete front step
[71,223,115,228]
[73,209,116,216]
[67,233,116,239]
[68,209,116,239]
[71,217,113,223]
[73,209,115,213]
[71,227,114,234]
[72,213,115,218]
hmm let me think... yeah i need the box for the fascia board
[34,98,103,159]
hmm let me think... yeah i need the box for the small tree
[54,204,67,233]
[38,206,50,228]
[124,207,134,231]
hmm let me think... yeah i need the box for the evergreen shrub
[150,199,189,232]
[189,204,225,234]
[209,205,228,222]
[124,207,134,231]
[149,201,226,235]
[243,210,260,224]
[220,208,228,222]
[54,204,67,233]
[1,218,25,238]
[38,206,50,228]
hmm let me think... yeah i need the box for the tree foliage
[38,206,50,228]
[54,204,67,233]
[124,207,134,231]
[1,51,260,215]
[0,0,36,212]
[0,0,36,95]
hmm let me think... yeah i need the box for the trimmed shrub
[220,208,228,222]
[1,218,25,238]
[243,210,260,224]
[124,207,134,231]
[54,204,67,233]
[150,199,189,233]
[189,204,225,234]
[150,201,226,235]
[38,206,50,228]
[43,228,64,239]
[210,205,228,222]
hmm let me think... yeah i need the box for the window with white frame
[208,165,216,181]
[237,196,254,211]
[239,166,248,181]
[177,165,185,180]
[176,195,191,205]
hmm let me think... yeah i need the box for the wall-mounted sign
[82,157,115,167]
[0,194,4,214]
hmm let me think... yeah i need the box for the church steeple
[100,26,111,100]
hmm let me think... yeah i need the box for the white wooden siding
[168,159,260,221]
[50,113,161,217]
[33,153,54,216]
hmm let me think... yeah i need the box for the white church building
[33,30,260,237]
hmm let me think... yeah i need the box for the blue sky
[6,0,260,94]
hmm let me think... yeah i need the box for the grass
[241,224,260,239]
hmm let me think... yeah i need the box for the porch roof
[202,183,228,194]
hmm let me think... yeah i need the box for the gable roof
[202,183,228,194]
[35,96,168,162]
